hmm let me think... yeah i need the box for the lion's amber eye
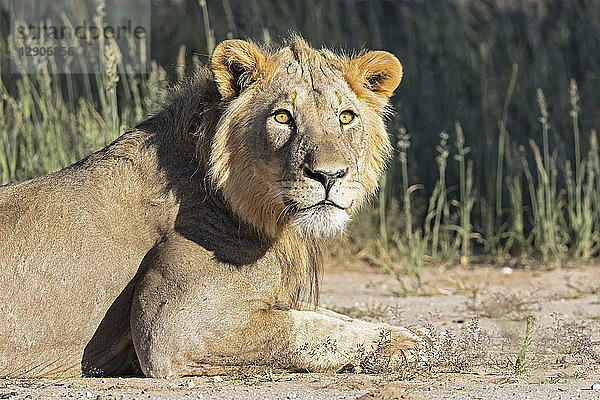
[273,110,292,124]
[339,110,356,125]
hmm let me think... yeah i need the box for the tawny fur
[0,36,418,378]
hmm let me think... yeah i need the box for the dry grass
[473,291,540,320]
[417,317,495,373]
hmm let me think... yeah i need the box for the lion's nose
[303,165,349,193]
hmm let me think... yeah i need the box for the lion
[0,35,418,378]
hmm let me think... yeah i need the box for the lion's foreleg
[132,300,418,377]
[130,243,419,378]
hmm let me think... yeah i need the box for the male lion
[0,36,418,378]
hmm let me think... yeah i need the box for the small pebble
[213,376,224,382]
[501,267,513,275]
[591,382,600,390]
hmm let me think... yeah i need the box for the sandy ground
[2,262,599,399]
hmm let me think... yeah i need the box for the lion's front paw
[356,325,423,373]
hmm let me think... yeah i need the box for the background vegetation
[1,0,599,285]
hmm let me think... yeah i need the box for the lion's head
[208,36,402,239]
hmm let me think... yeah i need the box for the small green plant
[495,63,519,216]
[521,89,568,264]
[503,144,529,255]
[424,131,455,262]
[374,127,429,295]
[514,315,536,375]
[453,122,475,265]
[564,80,599,262]
[448,277,489,305]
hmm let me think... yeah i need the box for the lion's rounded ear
[211,40,266,100]
[345,51,403,112]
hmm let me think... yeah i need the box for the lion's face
[209,37,402,239]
